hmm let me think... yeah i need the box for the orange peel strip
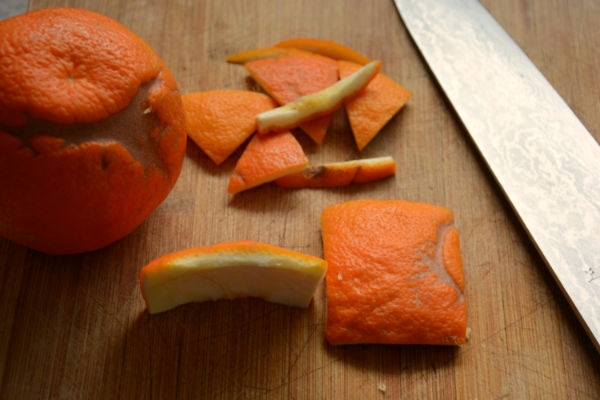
[274,156,396,188]
[227,46,314,63]
[140,240,328,314]
[256,60,381,134]
[275,38,370,65]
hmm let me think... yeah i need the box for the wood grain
[1,0,599,398]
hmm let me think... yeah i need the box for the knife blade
[393,0,600,352]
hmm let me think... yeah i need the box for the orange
[182,91,277,165]
[321,200,467,345]
[227,131,308,194]
[338,61,412,150]
[0,9,186,254]
[274,156,396,188]
[227,46,314,64]
[140,240,328,314]
[245,54,339,144]
[275,38,371,65]
[256,61,381,135]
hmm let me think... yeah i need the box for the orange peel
[245,54,339,144]
[182,90,277,165]
[140,241,328,314]
[321,199,467,345]
[274,156,396,188]
[256,60,381,134]
[338,60,412,150]
[275,38,370,65]
[227,46,313,63]
[227,130,308,194]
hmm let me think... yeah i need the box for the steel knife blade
[393,0,600,352]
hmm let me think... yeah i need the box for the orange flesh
[275,38,370,65]
[338,61,412,150]
[245,54,339,144]
[182,91,277,165]
[274,156,395,188]
[227,131,308,194]
[321,199,467,345]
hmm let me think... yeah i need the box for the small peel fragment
[256,60,381,135]
[274,156,396,188]
[140,241,328,314]
[227,130,308,194]
[338,60,412,150]
[182,91,277,165]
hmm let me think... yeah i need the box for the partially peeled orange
[0,9,187,254]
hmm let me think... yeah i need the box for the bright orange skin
[321,200,467,345]
[245,54,338,144]
[182,91,277,165]
[227,47,313,63]
[275,38,371,65]
[338,61,412,150]
[227,131,308,194]
[274,157,396,188]
[0,9,186,254]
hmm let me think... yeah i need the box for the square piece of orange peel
[321,199,467,345]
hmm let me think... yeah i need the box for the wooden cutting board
[1,0,599,398]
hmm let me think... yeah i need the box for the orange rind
[321,199,467,345]
[275,38,370,65]
[256,60,381,135]
[227,46,314,64]
[140,241,328,314]
[182,90,277,165]
[245,54,339,144]
[338,60,412,150]
[274,156,396,188]
[227,130,308,194]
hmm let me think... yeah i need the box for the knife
[393,0,600,352]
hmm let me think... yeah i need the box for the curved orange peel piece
[275,38,370,65]
[256,60,381,134]
[227,46,314,63]
[274,156,396,188]
[140,241,328,314]
[227,130,308,194]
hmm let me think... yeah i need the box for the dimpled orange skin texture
[245,54,338,144]
[338,61,412,151]
[274,157,396,188]
[321,200,467,345]
[227,131,308,194]
[0,9,186,254]
[182,91,277,165]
